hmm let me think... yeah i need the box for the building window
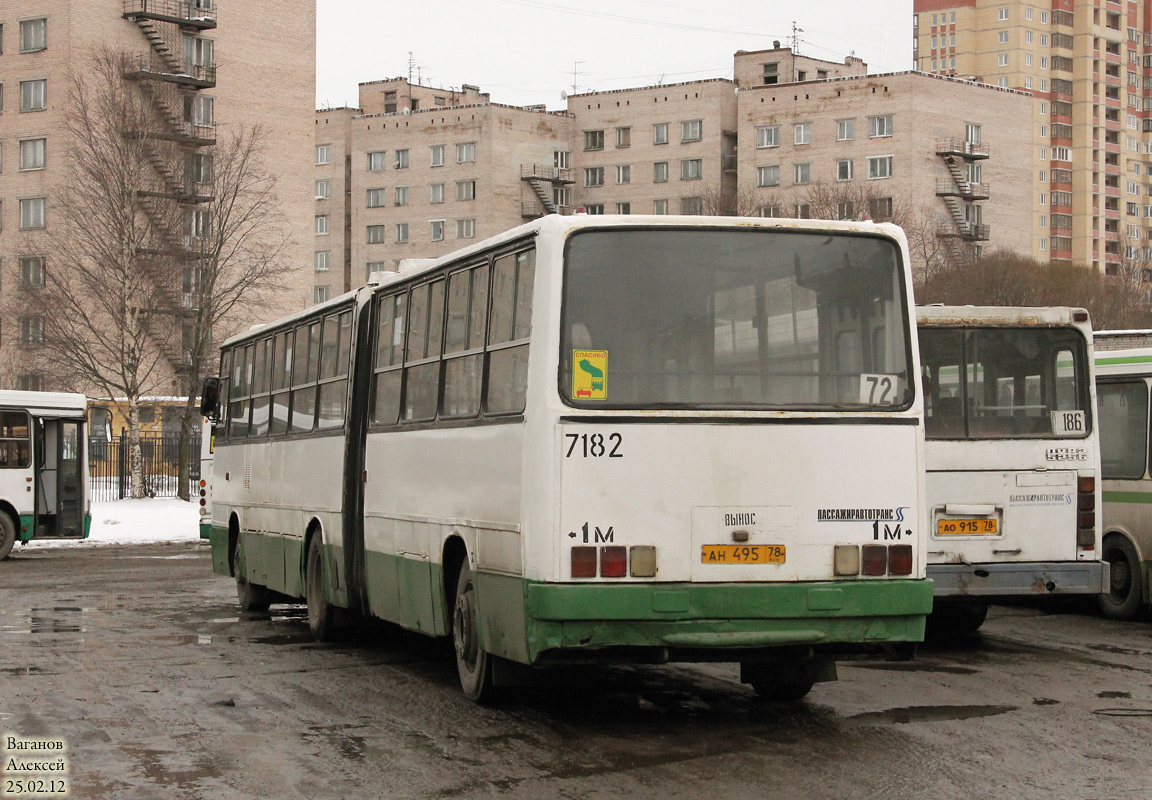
[1026,30,1033,44]
[1040,11,1048,24]
[795,203,811,219]
[457,142,476,163]
[17,374,43,392]
[368,151,387,172]
[794,123,811,145]
[315,179,330,200]
[584,167,605,187]
[430,144,445,166]
[456,180,476,201]
[20,79,46,112]
[584,204,605,215]
[314,251,330,272]
[680,197,703,215]
[315,215,329,235]
[616,202,631,214]
[794,163,810,184]
[457,218,475,239]
[998,31,1008,44]
[366,188,387,208]
[997,54,1008,67]
[20,317,45,347]
[367,224,386,244]
[997,78,1008,88]
[554,186,571,208]
[654,161,669,183]
[583,130,604,151]
[19,138,46,171]
[192,94,213,125]
[998,7,1008,21]
[868,115,893,138]
[615,165,631,184]
[19,257,45,288]
[394,149,409,169]
[837,119,854,141]
[19,198,46,229]
[395,186,409,206]
[555,150,571,169]
[763,62,778,85]
[1025,77,1033,89]
[653,123,669,145]
[654,199,669,214]
[836,159,853,181]
[867,156,893,179]
[681,120,702,142]
[430,183,445,204]
[314,286,330,304]
[616,127,631,147]
[395,223,409,243]
[681,159,702,180]
[756,165,780,187]
[430,220,445,241]
[869,196,894,221]
[757,126,780,148]
[316,144,331,165]
[1025,54,1033,67]
[20,19,46,53]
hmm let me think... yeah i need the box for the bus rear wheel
[0,513,16,560]
[1099,535,1144,621]
[306,534,338,641]
[453,561,496,702]
[232,538,271,613]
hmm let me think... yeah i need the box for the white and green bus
[0,391,91,560]
[1093,335,1152,619]
[916,307,1106,631]
[200,215,933,701]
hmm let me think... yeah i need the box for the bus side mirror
[200,377,221,423]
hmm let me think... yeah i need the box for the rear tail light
[630,546,657,577]
[861,544,888,576]
[571,546,597,578]
[888,545,913,575]
[834,545,860,576]
[600,546,627,578]
[1077,474,1096,549]
[199,479,207,488]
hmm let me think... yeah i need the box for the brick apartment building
[0,0,316,392]
[318,46,1035,296]
[913,0,1150,271]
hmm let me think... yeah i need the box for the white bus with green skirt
[0,391,90,560]
[200,215,933,701]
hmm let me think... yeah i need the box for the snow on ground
[19,498,202,550]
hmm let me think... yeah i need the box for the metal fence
[89,432,201,502]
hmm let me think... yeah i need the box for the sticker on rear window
[572,350,608,400]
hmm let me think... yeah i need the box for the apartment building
[320,47,1036,291]
[0,0,315,391]
[736,70,1034,265]
[913,0,1145,271]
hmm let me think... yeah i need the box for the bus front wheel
[453,561,496,702]
[306,535,339,641]
[232,538,271,613]
[0,513,16,560]
[1099,535,1144,621]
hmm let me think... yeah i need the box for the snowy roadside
[17,498,203,550]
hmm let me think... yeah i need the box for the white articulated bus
[201,215,932,701]
[0,391,90,560]
[1093,334,1152,619]
[916,306,1106,631]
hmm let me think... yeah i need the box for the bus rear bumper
[522,579,933,663]
[928,561,1109,597]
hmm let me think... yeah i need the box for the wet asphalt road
[1,542,1150,800]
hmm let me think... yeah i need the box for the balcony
[521,201,572,218]
[122,0,217,30]
[521,164,573,183]
[935,138,989,159]
[124,53,216,89]
[936,180,990,200]
[938,222,990,241]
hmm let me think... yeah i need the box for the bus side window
[372,293,406,425]
[290,322,320,432]
[316,312,352,430]
[0,411,31,468]
[229,345,252,438]
[270,331,292,435]
[250,338,271,437]
[403,280,445,422]
[442,265,488,419]
[487,248,534,415]
[1098,381,1149,479]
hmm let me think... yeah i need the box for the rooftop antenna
[791,21,804,55]
[572,60,585,95]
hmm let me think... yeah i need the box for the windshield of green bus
[920,326,1091,439]
[560,227,912,410]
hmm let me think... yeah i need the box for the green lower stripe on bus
[1102,490,1152,504]
[18,515,34,543]
[1096,354,1152,365]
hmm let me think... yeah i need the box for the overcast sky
[316,0,914,111]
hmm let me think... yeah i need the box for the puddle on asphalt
[1089,644,1151,657]
[1097,690,1132,699]
[1092,707,1152,717]
[1032,698,1060,706]
[850,662,978,675]
[0,666,53,676]
[846,704,1017,725]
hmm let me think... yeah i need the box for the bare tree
[699,185,765,217]
[12,48,183,498]
[174,125,293,498]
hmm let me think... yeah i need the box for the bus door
[32,417,84,538]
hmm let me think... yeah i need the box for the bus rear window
[560,228,911,410]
